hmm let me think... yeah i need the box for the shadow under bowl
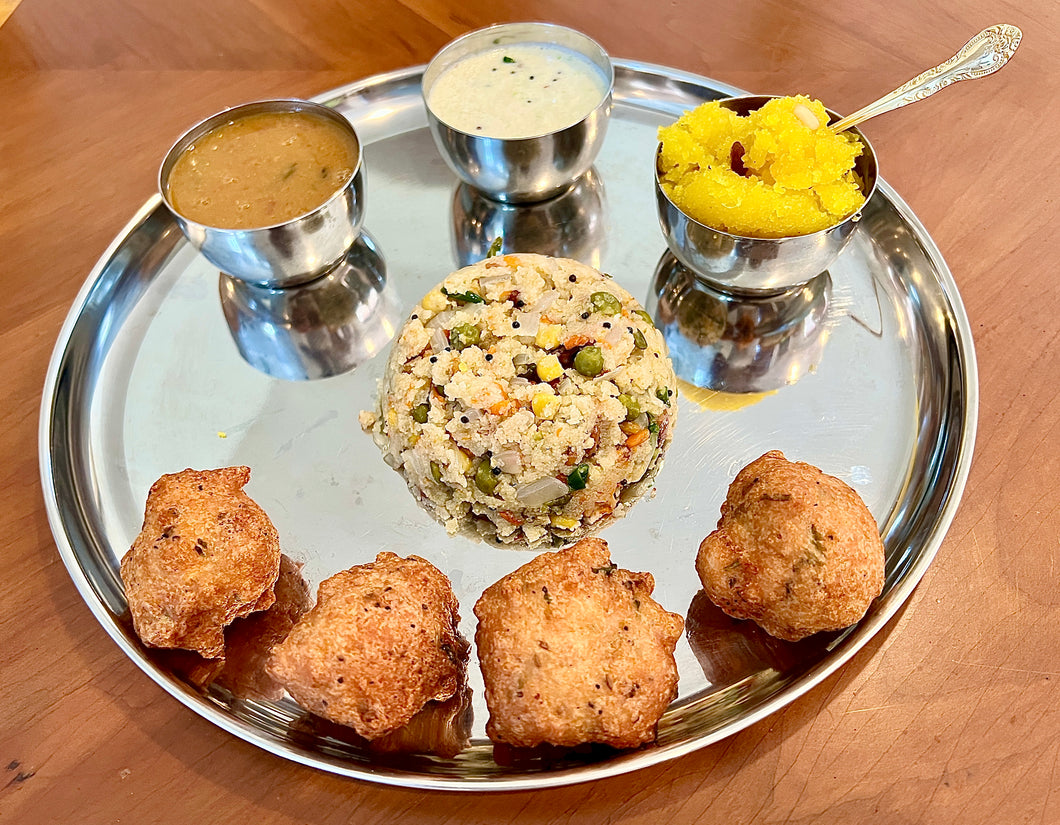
[655,95,878,296]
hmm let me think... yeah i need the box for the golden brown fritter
[120,466,282,659]
[474,537,683,749]
[696,450,885,642]
[267,552,465,740]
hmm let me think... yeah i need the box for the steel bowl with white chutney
[422,22,614,204]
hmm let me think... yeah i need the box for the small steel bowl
[159,99,365,288]
[655,95,878,295]
[422,22,614,204]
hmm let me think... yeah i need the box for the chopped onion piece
[429,326,448,354]
[529,292,558,314]
[604,325,626,349]
[493,448,523,474]
[425,310,455,329]
[514,312,540,337]
[515,477,569,507]
[404,449,430,482]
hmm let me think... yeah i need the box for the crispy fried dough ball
[267,552,465,740]
[474,537,683,748]
[120,466,281,659]
[696,450,885,642]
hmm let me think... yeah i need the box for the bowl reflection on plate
[647,251,831,393]
[450,168,607,268]
[219,231,398,381]
[655,95,878,296]
[422,22,613,203]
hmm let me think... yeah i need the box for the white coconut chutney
[427,43,609,139]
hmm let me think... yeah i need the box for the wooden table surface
[3,1,1058,822]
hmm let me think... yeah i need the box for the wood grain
[2,0,1058,822]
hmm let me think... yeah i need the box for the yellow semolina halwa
[657,96,866,239]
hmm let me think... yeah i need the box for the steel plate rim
[38,62,978,791]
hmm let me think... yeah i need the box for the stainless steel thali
[39,62,977,790]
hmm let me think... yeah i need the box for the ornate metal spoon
[830,24,1022,133]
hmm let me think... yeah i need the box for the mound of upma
[657,95,866,238]
[360,254,677,548]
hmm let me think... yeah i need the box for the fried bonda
[474,538,683,749]
[120,466,281,659]
[696,450,885,642]
[267,552,465,740]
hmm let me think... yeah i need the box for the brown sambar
[166,111,358,230]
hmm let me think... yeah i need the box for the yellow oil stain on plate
[677,379,776,412]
